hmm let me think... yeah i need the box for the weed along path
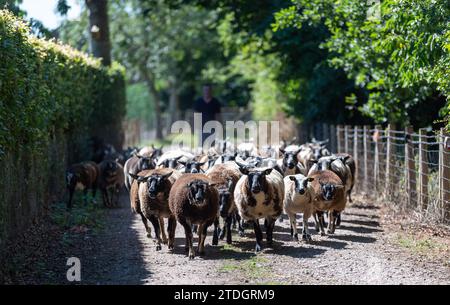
[64,193,449,285]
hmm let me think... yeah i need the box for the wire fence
[298,123,450,225]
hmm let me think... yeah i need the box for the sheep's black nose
[251,187,261,194]
[299,189,305,195]
[191,168,199,173]
[288,163,295,169]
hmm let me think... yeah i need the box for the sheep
[129,168,180,251]
[158,155,183,169]
[168,174,220,259]
[333,153,356,203]
[129,169,153,239]
[66,161,100,209]
[237,142,258,159]
[123,151,157,190]
[234,161,284,252]
[214,151,238,165]
[283,174,315,241]
[206,163,242,244]
[276,147,306,176]
[157,149,194,169]
[309,170,346,235]
[178,158,207,174]
[139,144,164,157]
[98,159,125,208]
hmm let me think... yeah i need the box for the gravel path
[76,194,450,285]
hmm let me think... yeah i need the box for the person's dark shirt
[193,97,221,124]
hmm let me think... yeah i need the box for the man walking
[193,84,222,148]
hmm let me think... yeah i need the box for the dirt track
[72,194,449,285]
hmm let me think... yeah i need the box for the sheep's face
[104,160,118,177]
[66,171,79,189]
[313,146,328,161]
[187,181,209,203]
[161,156,182,169]
[146,172,173,199]
[221,152,237,162]
[289,175,314,195]
[280,148,301,169]
[243,168,272,194]
[137,156,155,171]
[179,160,205,173]
[320,182,343,201]
[315,157,336,171]
[218,179,234,217]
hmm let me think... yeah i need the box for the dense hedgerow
[0,10,126,247]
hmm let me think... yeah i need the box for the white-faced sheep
[283,174,315,241]
[234,161,284,252]
[276,147,307,176]
[309,170,346,235]
[206,163,242,244]
[66,161,100,209]
[129,168,180,251]
[168,174,220,259]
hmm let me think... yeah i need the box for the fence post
[418,128,429,211]
[363,125,370,193]
[385,124,393,199]
[344,125,349,153]
[337,125,342,153]
[374,125,381,193]
[439,128,450,221]
[353,126,359,191]
[405,126,417,208]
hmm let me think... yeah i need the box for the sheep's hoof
[320,232,327,236]
[302,234,312,242]
[146,233,152,238]
[156,244,162,251]
[255,244,262,253]
[188,253,195,260]
[292,234,299,241]
[238,230,245,237]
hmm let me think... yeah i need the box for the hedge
[0,10,126,248]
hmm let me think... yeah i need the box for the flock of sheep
[65,138,355,259]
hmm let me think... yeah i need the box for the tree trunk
[168,84,179,127]
[86,0,111,66]
[141,69,163,140]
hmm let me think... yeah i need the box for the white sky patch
[20,0,82,30]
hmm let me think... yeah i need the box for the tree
[85,0,111,66]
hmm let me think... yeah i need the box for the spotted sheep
[276,147,306,176]
[283,174,315,241]
[66,161,100,209]
[206,162,243,244]
[129,168,180,251]
[168,174,220,259]
[309,170,346,235]
[234,161,284,252]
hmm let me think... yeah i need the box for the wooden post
[405,126,417,208]
[374,125,381,193]
[439,128,450,221]
[363,126,370,193]
[323,123,329,143]
[385,124,393,199]
[337,125,342,153]
[418,128,429,211]
[353,126,359,192]
[344,125,349,153]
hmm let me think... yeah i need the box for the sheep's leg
[327,211,335,235]
[180,220,195,259]
[102,189,109,208]
[236,213,245,237]
[336,212,342,227]
[348,186,353,203]
[302,212,312,242]
[317,211,326,236]
[139,213,152,238]
[287,212,298,241]
[232,214,237,229]
[253,220,263,253]
[313,212,320,232]
[148,215,162,251]
[219,216,227,240]
[159,216,167,244]
[225,216,233,244]
[265,217,275,247]
[168,216,177,251]
[212,217,219,246]
[67,188,74,210]
[83,189,88,206]
[198,223,208,255]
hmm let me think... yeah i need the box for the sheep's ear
[303,177,314,187]
[279,148,285,155]
[162,171,173,179]
[128,172,140,180]
[175,155,183,161]
[343,155,350,163]
[263,168,273,175]
[238,166,249,175]
[288,176,296,181]
[178,161,186,166]
[198,161,206,166]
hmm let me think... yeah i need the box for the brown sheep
[309,170,346,235]
[98,159,125,208]
[206,163,242,244]
[168,174,219,259]
[66,161,100,209]
[123,151,157,190]
[129,168,180,251]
